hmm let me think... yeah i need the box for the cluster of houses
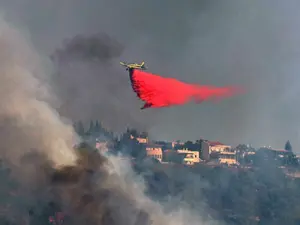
[129,134,239,166]
[94,133,299,167]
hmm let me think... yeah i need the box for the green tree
[286,153,298,167]
[235,144,248,164]
[285,140,293,152]
[94,120,102,134]
[195,139,203,146]
[88,120,94,135]
[75,121,85,137]
[127,128,138,137]
[183,141,199,151]
[114,129,147,160]
[183,141,193,149]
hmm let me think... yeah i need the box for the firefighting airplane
[120,61,147,70]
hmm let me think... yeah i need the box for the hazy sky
[1,0,300,150]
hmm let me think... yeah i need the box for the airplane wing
[120,61,146,70]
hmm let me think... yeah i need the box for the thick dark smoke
[51,33,156,132]
[51,33,123,63]
[26,145,208,225]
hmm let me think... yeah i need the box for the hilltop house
[256,147,293,163]
[130,134,148,144]
[163,148,201,165]
[177,149,201,165]
[145,143,163,162]
[201,140,238,165]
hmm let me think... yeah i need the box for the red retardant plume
[129,69,245,109]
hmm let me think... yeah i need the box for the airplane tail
[141,102,152,109]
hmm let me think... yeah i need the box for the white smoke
[101,153,212,225]
[0,16,78,168]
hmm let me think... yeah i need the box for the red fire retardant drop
[130,69,244,109]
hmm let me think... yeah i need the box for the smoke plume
[0,18,78,172]
[51,33,123,63]
[42,147,208,225]
[51,33,155,132]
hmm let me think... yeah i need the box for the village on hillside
[81,120,300,177]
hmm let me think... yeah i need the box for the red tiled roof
[266,148,289,153]
[274,149,289,152]
[207,141,224,146]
